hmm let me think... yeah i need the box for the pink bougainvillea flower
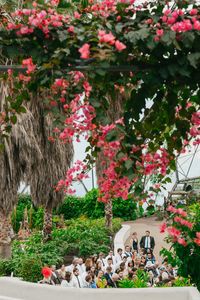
[74,11,81,19]
[160,222,167,233]
[167,226,181,238]
[194,238,200,246]
[176,208,187,217]
[115,40,126,51]
[156,29,164,36]
[22,57,36,74]
[177,238,187,247]
[79,43,90,59]
[196,232,200,239]
[167,205,177,213]
[98,30,115,45]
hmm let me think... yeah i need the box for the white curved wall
[114,224,131,255]
[0,278,199,300]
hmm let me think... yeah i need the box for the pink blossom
[177,238,187,247]
[196,232,200,239]
[176,208,187,217]
[194,238,200,246]
[68,26,74,33]
[79,44,90,59]
[160,223,167,233]
[115,40,126,51]
[98,30,115,45]
[167,205,177,213]
[74,11,81,19]
[190,9,198,16]
[167,226,181,238]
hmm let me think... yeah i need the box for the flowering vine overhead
[0,0,200,202]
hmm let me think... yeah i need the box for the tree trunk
[96,92,125,229]
[43,206,52,241]
[0,211,14,259]
[105,200,113,230]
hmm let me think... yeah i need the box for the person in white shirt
[97,252,106,268]
[71,267,84,288]
[61,271,74,288]
[105,250,115,265]
[104,257,115,273]
[65,258,79,273]
[114,248,123,267]
[77,258,86,275]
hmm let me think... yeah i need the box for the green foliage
[161,203,200,291]
[82,189,104,219]
[172,277,191,287]
[118,270,149,288]
[0,259,12,276]
[55,189,138,221]
[11,194,32,232]
[11,194,44,233]
[118,278,135,288]
[17,256,43,283]
[56,195,86,219]
[7,217,121,282]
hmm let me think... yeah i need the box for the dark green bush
[13,189,137,233]
[8,217,121,282]
[12,194,32,232]
[56,195,85,219]
[18,256,43,283]
[11,194,44,233]
[0,259,12,276]
[57,189,137,221]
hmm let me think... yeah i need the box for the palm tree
[0,3,73,255]
[0,79,42,258]
[27,95,73,238]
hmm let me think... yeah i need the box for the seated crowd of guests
[39,231,177,288]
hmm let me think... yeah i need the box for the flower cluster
[56,160,89,194]
[190,111,200,145]
[161,205,199,248]
[141,148,170,176]
[7,7,70,37]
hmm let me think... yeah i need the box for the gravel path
[124,216,169,263]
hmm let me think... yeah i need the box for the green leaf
[10,115,17,124]
[125,159,133,170]
[187,53,200,68]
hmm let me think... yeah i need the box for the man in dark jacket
[140,230,155,253]
[104,266,115,287]
[50,265,62,285]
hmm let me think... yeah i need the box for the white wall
[0,278,199,300]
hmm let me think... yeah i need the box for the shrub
[56,195,85,219]
[161,203,200,291]
[118,270,149,288]
[0,260,12,276]
[57,189,137,221]
[8,217,121,282]
[12,194,32,232]
[18,256,43,283]
[13,189,136,233]
[172,277,191,287]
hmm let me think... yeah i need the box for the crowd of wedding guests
[39,230,177,288]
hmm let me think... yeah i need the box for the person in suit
[104,266,114,287]
[140,230,155,253]
[50,265,61,285]
[111,273,119,288]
